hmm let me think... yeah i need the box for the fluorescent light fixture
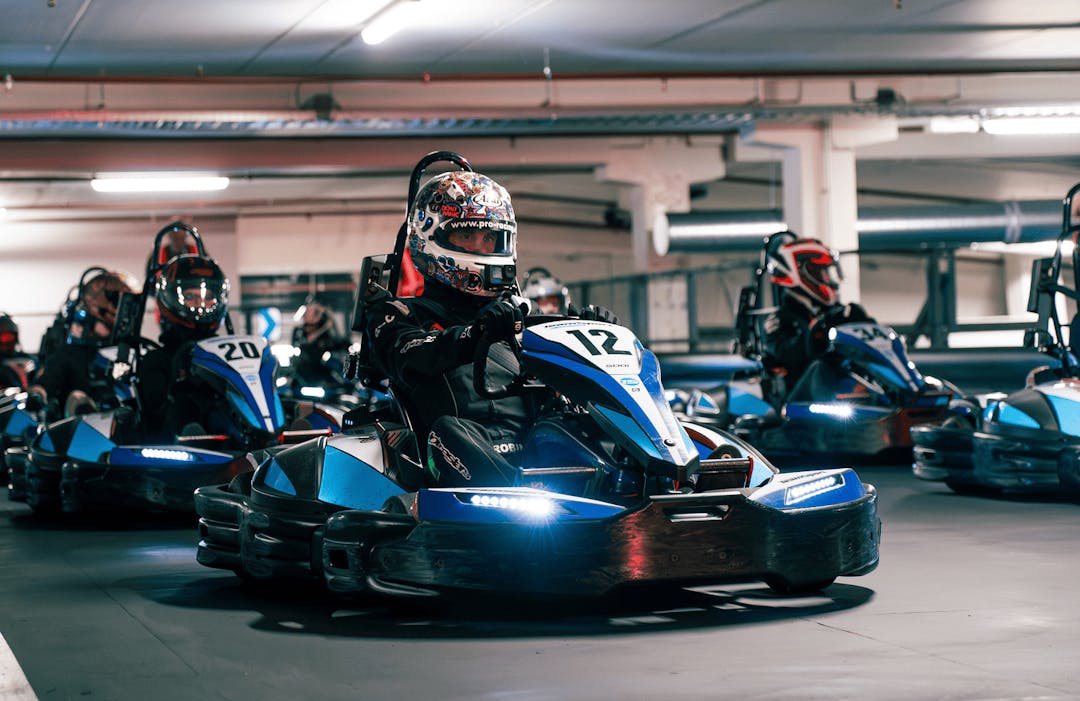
[91,174,230,193]
[361,0,422,44]
[982,116,1080,136]
[928,116,980,134]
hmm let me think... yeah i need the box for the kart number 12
[567,328,631,356]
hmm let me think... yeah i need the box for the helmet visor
[796,251,841,290]
[434,221,515,257]
[164,277,227,323]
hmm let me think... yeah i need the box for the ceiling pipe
[654,200,1063,254]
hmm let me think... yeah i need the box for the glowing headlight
[808,403,854,418]
[469,493,555,517]
[784,474,843,505]
[300,386,326,399]
[140,448,193,462]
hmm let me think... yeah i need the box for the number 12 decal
[217,341,261,361]
[568,328,631,356]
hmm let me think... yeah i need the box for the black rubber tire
[764,576,836,595]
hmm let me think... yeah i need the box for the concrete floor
[1,466,1078,701]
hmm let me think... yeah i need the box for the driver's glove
[476,299,524,341]
[579,304,619,325]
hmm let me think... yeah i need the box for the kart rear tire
[764,576,835,596]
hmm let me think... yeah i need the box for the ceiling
[2,0,1080,232]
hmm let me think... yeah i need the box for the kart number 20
[216,341,261,361]
[567,328,631,356]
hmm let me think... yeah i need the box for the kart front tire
[764,576,836,596]
[944,479,999,497]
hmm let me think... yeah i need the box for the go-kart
[193,151,880,602]
[912,182,1080,495]
[1,387,44,484]
[6,228,345,516]
[667,231,963,464]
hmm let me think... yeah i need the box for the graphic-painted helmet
[0,314,19,354]
[69,268,139,345]
[767,235,842,311]
[155,254,229,338]
[407,171,517,298]
[522,267,570,315]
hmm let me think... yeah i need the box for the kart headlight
[465,493,556,519]
[139,447,194,462]
[784,473,843,505]
[808,403,854,419]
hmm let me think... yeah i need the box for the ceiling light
[361,0,422,45]
[928,116,980,134]
[982,116,1080,136]
[91,174,230,193]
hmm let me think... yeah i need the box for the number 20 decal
[567,328,632,356]
[217,341,261,361]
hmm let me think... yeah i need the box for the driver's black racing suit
[364,282,535,488]
[761,296,872,401]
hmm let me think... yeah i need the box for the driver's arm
[365,296,478,383]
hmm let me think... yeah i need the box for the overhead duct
[654,200,1063,255]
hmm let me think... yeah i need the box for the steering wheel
[471,316,549,400]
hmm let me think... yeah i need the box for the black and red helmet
[155,254,229,338]
[768,236,842,311]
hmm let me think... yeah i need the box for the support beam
[596,137,726,271]
[738,116,898,304]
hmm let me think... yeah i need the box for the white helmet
[522,267,570,314]
[407,171,517,298]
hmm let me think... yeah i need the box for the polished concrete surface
[1,466,1078,701]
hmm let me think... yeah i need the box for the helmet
[295,300,335,343]
[522,267,570,315]
[155,254,229,338]
[767,236,842,311]
[69,268,139,345]
[407,170,517,298]
[0,314,18,354]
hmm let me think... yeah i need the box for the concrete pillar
[741,115,898,305]
[596,137,727,272]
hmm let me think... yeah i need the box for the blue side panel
[4,409,35,438]
[593,404,664,462]
[263,459,297,496]
[260,348,284,431]
[1047,395,1080,437]
[68,421,117,462]
[227,391,261,431]
[39,430,54,452]
[317,445,404,510]
[728,390,772,416]
[997,403,1040,429]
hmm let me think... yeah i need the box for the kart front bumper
[913,425,1080,493]
[321,487,880,599]
[59,456,249,514]
[760,406,948,461]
